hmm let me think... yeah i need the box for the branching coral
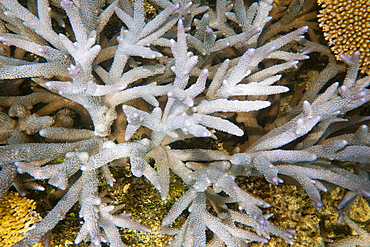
[0,0,369,246]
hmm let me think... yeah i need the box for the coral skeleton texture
[0,0,369,246]
[0,192,42,247]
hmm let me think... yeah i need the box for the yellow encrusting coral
[317,0,370,74]
[0,191,43,247]
[129,0,158,15]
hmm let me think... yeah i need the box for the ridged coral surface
[317,0,370,74]
[0,192,42,246]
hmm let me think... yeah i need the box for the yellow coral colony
[0,192,42,247]
[317,0,370,74]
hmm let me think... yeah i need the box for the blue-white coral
[0,0,369,246]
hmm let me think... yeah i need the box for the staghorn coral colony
[0,0,369,246]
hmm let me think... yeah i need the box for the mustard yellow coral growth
[0,192,42,247]
[317,0,370,74]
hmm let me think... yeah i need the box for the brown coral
[317,0,370,74]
